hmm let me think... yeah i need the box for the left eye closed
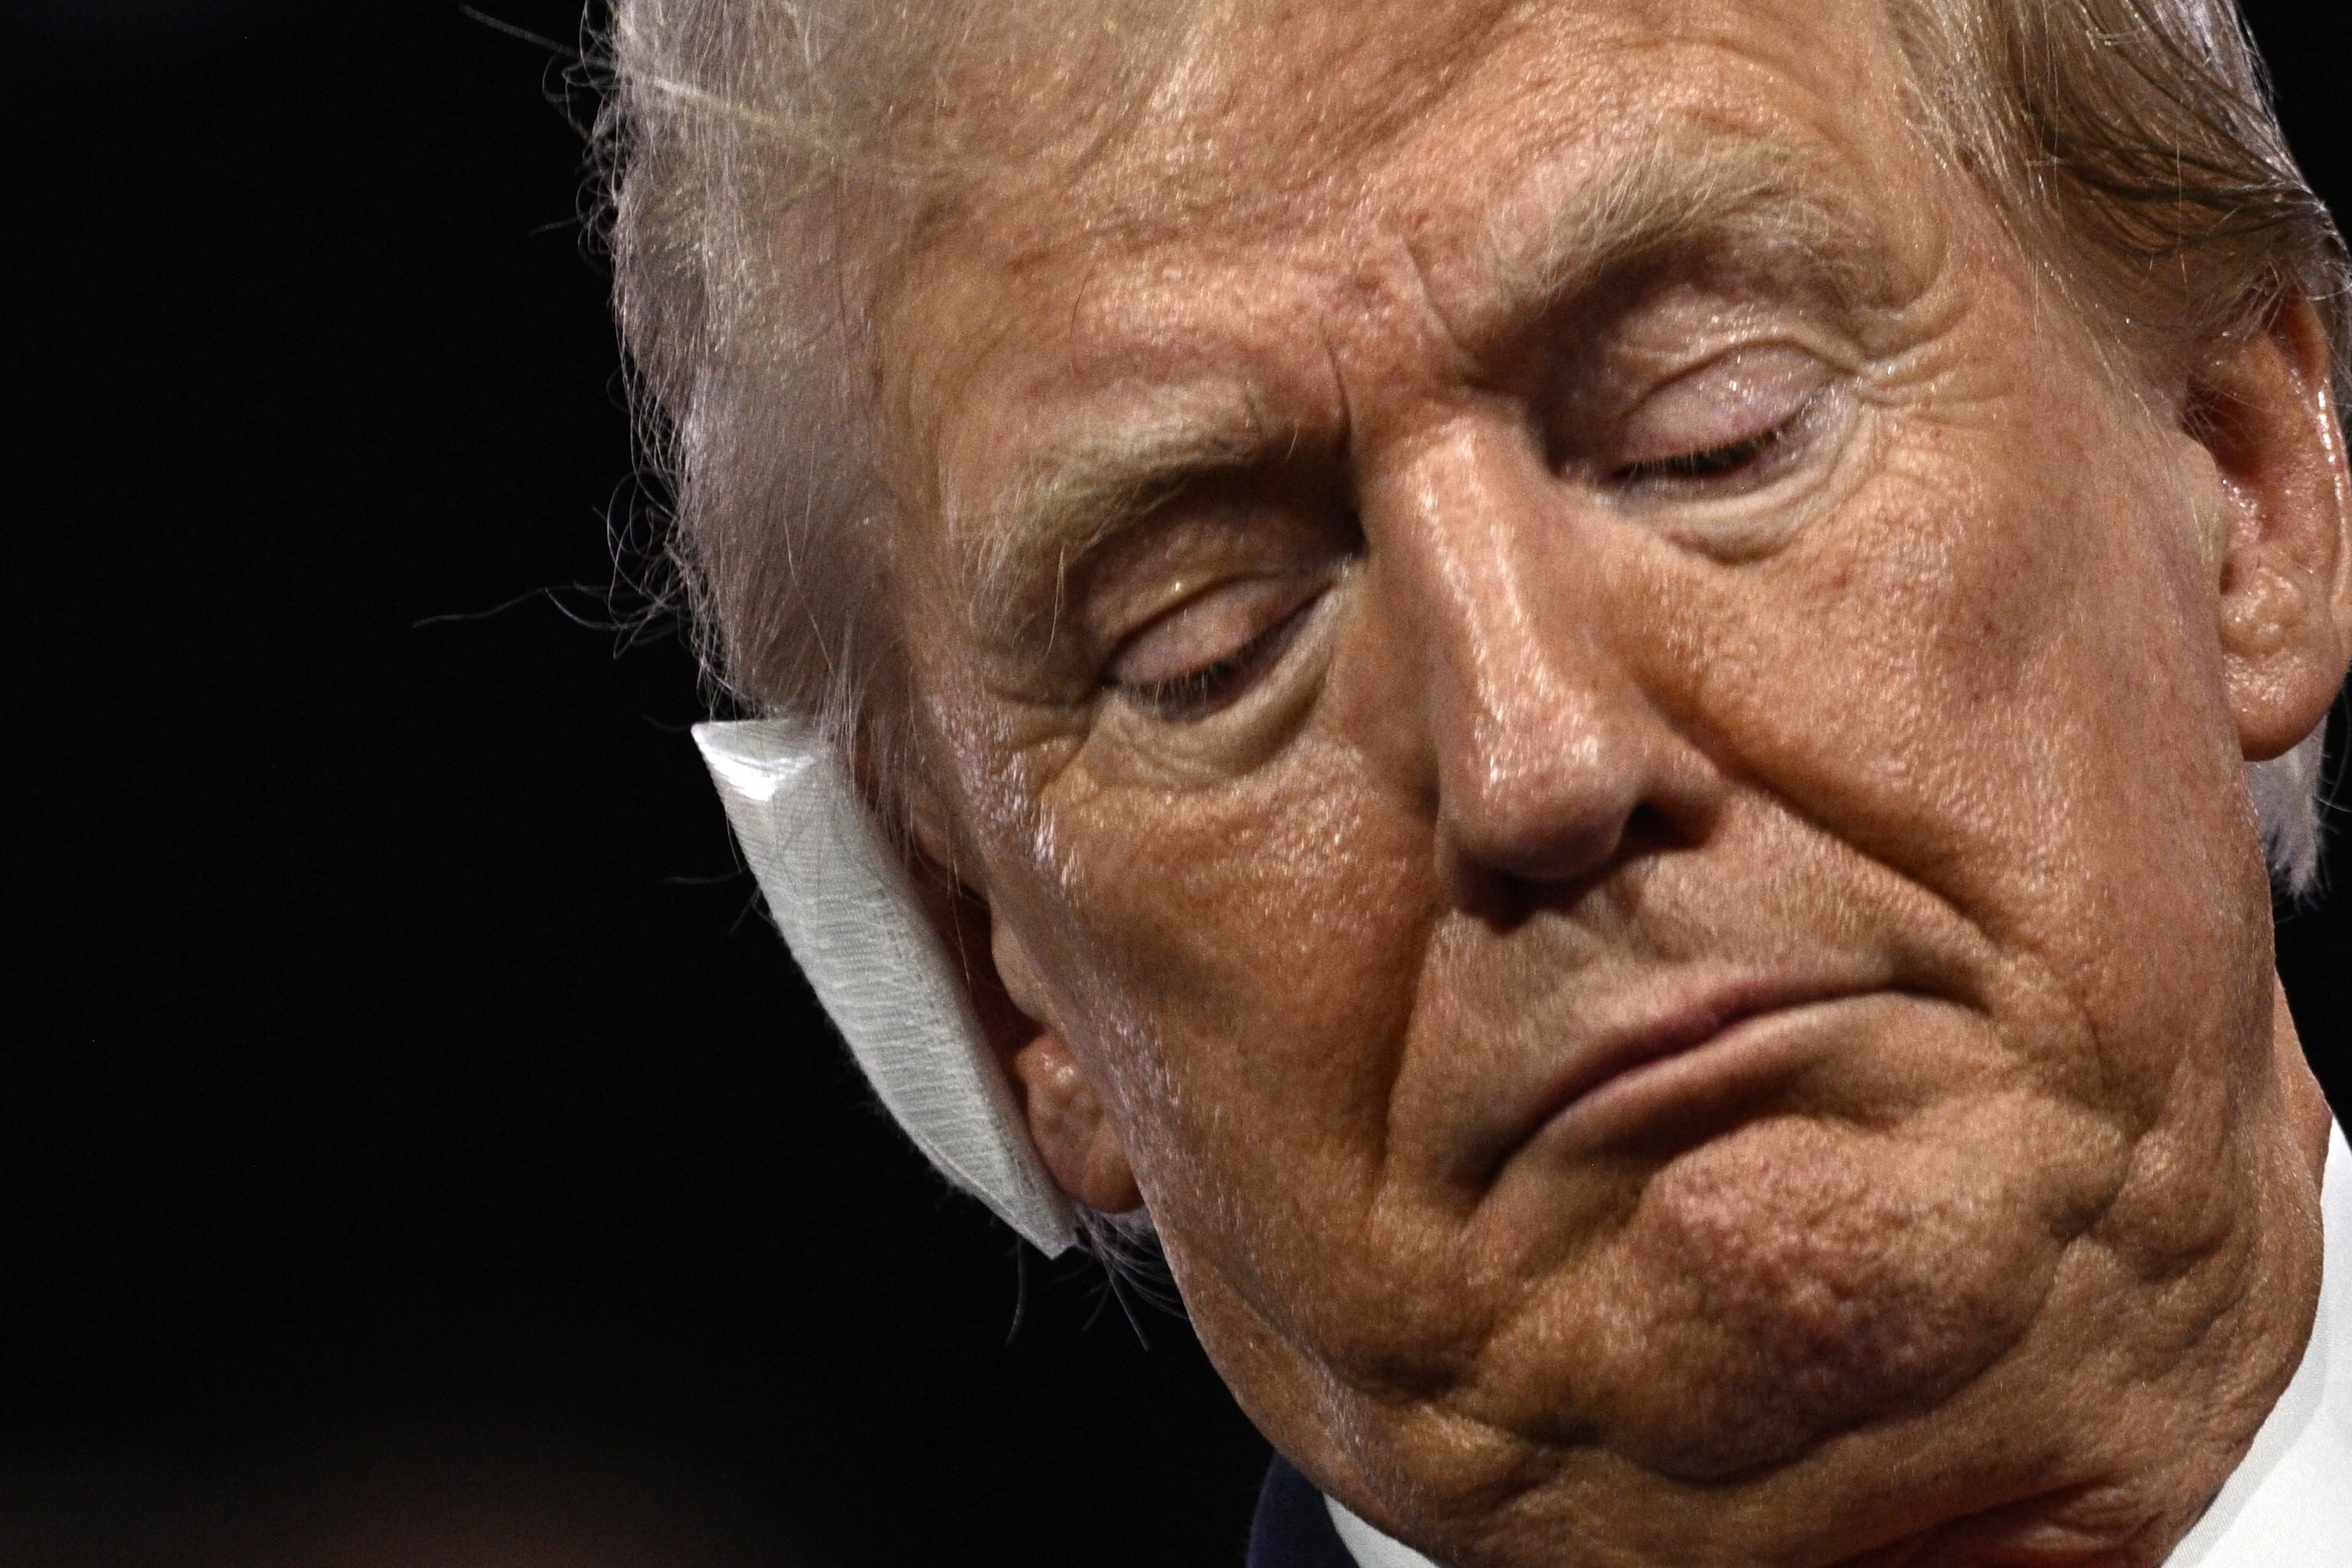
[1108,573,1325,720]
[1607,345,1830,492]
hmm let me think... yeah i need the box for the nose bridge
[1375,420,1707,893]
[1418,449,1608,771]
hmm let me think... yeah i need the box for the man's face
[877,0,2333,1560]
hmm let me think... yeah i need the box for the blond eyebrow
[965,410,1276,645]
[1487,132,1887,325]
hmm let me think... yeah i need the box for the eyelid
[1613,344,1830,469]
[1109,573,1325,694]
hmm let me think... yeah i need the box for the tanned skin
[867,1,2347,1562]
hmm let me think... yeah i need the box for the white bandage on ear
[693,720,1078,1255]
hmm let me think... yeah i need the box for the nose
[1381,426,1724,911]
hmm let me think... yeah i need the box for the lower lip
[1531,996,1873,1157]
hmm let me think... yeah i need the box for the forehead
[929,0,1908,246]
[880,0,1937,527]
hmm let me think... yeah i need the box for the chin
[1507,1113,2077,1482]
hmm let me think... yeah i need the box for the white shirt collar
[2161,1117,2352,1566]
[1328,1122,2352,1568]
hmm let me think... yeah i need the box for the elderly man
[605,0,2347,1561]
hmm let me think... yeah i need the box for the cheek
[1018,731,1436,1238]
[1649,410,2268,1115]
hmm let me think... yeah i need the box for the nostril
[1441,788,1705,929]
[1439,801,1631,929]
[1446,848,1612,930]
[1616,800,1685,863]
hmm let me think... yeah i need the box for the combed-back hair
[599,0,2345,891]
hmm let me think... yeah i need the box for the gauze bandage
[694,720,1077,1254]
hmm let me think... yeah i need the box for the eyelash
[1610,415,1796,488]
[1122,603,1311,721]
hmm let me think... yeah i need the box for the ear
[2192,292,2352,762]
[984,919,1146,1215]
[902,784,1145,1217]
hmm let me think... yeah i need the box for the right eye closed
[1606,344,1830,496]
[1108,574,1326,721]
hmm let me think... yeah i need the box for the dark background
[5,3,2347,1564]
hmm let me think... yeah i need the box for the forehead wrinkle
[1050,0,1526,249]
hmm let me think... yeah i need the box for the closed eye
[1602,344,1829,497]
[1613,422,1790,485]
[1109,574,1325,722]
[1122,616,1301,719]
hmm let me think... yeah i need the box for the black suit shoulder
[1247,1455,1357,1568]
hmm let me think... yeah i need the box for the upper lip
[1488,969,1878,1170]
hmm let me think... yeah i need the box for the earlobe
[1004,1032,1146,1214]
[900,773,1145,1217]
[2195,292,2352,761]
[988,926,1145,1214]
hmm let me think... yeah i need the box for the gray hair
[599,0,2343,893]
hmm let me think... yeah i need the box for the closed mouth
[1498,973,1881,1168]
